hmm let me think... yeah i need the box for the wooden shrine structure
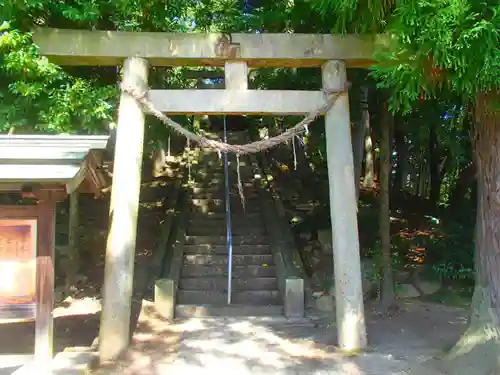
[0,135,111,368]
[32,27,380,363]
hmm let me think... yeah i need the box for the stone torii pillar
[322,60,367,351]
[99,57,149,363]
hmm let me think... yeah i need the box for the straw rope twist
[120,81,351,206]
[120,81,351,155]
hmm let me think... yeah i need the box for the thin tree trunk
[438,92,500,375]
[393,128,407,191]
[152,142,167,177]
[353,86,369,198]
[379,100,395,310]
[352,122,366,198]
[429,122,442,205]
[363,108,375,189]
[417,152,427,197]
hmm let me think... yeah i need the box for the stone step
[190,185,257,192]
[186,226,266,236]
[189,169,255,176]
[191,206,261,215]
[183,244,272,255]
[178,277,277,291]
[183,254,274,266]
[185,235,269,245]
[177,290,281,305]
[181,265,276,278]
[191,198,260,207]
[175,304,283,317]
[189,212,262,221]
[188,218,265,228]
[189,187,256,195]
[190,192,259,199]
[191,174,255,182]
[190,180,255,188]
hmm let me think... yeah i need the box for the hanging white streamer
[236,154,246,210]
[187,138,192,182]
[292,135,298,170]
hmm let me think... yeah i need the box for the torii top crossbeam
[32,28,380,68]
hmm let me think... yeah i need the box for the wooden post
[99,57,149,362]
[68,191,79,274]
[35,202,56,369]
[322,60,367,351]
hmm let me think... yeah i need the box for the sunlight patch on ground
[53,296,101,318]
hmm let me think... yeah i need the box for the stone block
[415,280,442,295]
[317,229,333,254]
[396,284,421,299]
[154,278,175,320]
[284,278,304,319]
[315,294,334,312]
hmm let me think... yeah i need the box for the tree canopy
[314,0,499,111]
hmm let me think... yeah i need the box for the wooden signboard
[0,204,55,363]
[0,219,37,321]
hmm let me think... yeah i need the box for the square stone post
[99,57,149,362]
[322,60,367,351]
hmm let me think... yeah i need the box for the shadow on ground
[90,300,467,375]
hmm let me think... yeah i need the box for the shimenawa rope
[120,82,351,204]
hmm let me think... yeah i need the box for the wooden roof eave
[66,150,112,197]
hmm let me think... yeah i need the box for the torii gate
[33,28,379,362]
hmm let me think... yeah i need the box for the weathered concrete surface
[32,28,384,68]
[322,60,366,350]
[284,278,305,319]
[99,56,149,362]
[154,279,175,320]
[148,89,326,115]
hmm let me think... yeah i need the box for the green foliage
[415,211,475,283]
[373,0,499,112]
[366,240,404,283]
[312,0,398,33]
[312,0,499,112]
[0,0,247,135]
[0,23,116,133]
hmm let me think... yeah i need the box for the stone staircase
[175,134,283,317]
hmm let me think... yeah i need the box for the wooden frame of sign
[0,202,55,367]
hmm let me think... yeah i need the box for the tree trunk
[417,152,427,197]
[152,143,167,177]
[437,91,500,375]
[379,101,395,310]
[353,86,369,198]
[352,122,366,198]
[429,122,442,205]
[362,109,375,189]
[66,191,80,288]
[393,128,407,191]
[449,162,475,205]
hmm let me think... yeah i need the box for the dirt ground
[0,177,171,356]
[87,299,468,375]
